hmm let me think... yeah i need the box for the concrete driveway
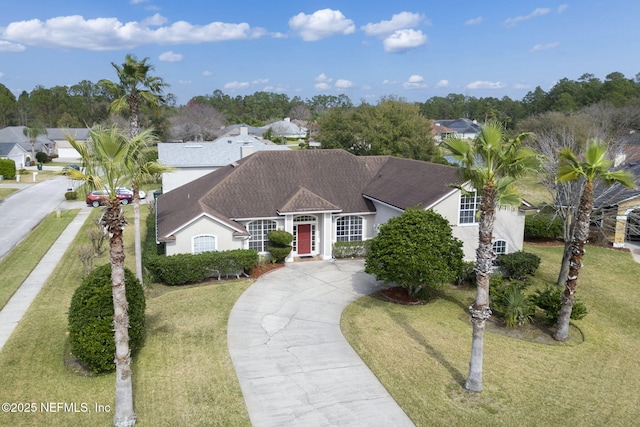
[227,259,414,427]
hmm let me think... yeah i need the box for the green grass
[0,209,78,309]
[0,188,18,200]
[342,243,640,426]
[0,206,251,426]
[514,174,552,207]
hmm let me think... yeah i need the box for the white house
[156,149,525,261]
[0,142,29,169]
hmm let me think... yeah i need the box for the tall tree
[553,141,635,341]
[101,54,168,283]
[100,54,169,139]
[67,126,141,427]
[22,125,47,163]
[441,121,538,391]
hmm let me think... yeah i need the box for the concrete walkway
[0,206,92,351]
[626,240,640,263]
[227,260,414,427]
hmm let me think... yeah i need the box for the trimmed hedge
[146,249,258,285]
[0,158,16,179]
[35,151,48,163]
[68,264,146,373]
[267,230,293,263]
[524,213,563,241]
[498,251,541,280]
[332,240,371,258]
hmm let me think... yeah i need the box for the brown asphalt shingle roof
[156,149,462,241]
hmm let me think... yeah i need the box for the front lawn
[341,243,640,426]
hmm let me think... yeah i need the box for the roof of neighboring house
[158,136,290,168]
[430,120,456,136]
[45,128,90,140]
[594,162,640,208]
[262,118,307,138]
[0,126,89,153]
[218,124,265,137]
[156,149,462,241]
[0,142,27,156]
[434,118,482,135]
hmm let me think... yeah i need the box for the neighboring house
[158,126,290,192]
[0,142,29,168]
[156,149,525,261]
[46,128,90,159]
[434,118,482,140]
[0,126,89,159]
[430,120,457,144]
[263,117,307,140]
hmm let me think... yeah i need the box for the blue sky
[0,1,638,106]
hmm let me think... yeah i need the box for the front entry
[297,224,312,255]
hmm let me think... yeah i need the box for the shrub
[0,158,16,179]
[68,264,146,373]
[65,191,78,200]
[365,208,464,297]
[35,151,48,163]
[145,249,258,285]
[267,229,293,263]
[455,261,476,286]
[332,240,371,259]
[498,251,541,280]
[532,285,588,323]
[492,285,536,328]
[524,213,563,241]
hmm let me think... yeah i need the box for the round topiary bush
[68,264,146,373]
[35,151,48,163]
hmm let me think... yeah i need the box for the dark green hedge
[0,158,16,179]
[146,249,258,285]
[68,264,146,374]
[524,213,563,241]
[498,251,541,280]
[332,240,371,258]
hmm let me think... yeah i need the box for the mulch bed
[250,263,285,279]
[380,286,427,305]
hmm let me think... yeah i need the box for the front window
[193,235,216,254]
[336,216,363,242]
[459,191,480,224]
[248,220,277,252]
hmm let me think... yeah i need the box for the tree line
[2,71,640,139]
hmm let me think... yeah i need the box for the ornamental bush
[35,151,49,163]
[0,158,16,179]
[524,212,563,241]
[498,251,541,280]
[532,285,588,323]
[365,208,464,298]
[267,229,293,263]
[68,264,146,373]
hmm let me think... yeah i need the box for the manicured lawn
[0,188,18,201]
[0,209,77,309]
[341,243,640,426]
[0,206,251,426]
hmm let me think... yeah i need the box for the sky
[0,1,638,107]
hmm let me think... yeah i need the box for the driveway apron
[228,259,414,427]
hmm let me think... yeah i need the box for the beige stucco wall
[165,215,244,256]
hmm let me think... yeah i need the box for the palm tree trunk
[465,187,496,392]
[133,186,143,284]
[105,202,136,427]
[554,182,593,342]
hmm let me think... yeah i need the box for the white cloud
[382,79,398,85]
[529,42,559,52]
[202,71,213,77]
[159,51,183,62]
[466,80,506,90]
[383,29,427,53]
[403,74,427,89]
[335,79,354,89]
[513,82,532,90]
[0,14,266,51]
[289,9,355,41]
[0,72,4,78]
[178,80,192,85]
[504,8,551,27]
[315,73,333,84]
[558,4,569,13]
[435,80,449,88]
[465,16,483,26]
[315,82,331,90]
[224,81,250,89]
[361,12,426,37]
[0,40,26,52]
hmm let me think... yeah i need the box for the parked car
[86,189,134,207]
[61,164,80,175]
[116,187,147,199]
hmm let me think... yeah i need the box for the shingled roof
[156,149,461,241]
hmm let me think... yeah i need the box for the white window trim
[247,219,277,253]
[493,239,508,255]
[192,234,217,254]
[458,190,480,226]
[335,215,364,242]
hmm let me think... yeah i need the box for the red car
[86,190,133,207]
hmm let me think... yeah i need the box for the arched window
[492,240,507,255]
[248,220,277,252]
[193,235,216,254]
[336,216,363,242]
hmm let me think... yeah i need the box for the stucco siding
[166,216,243,256]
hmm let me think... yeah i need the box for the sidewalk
[227,260,414,427]
[0,206,92,351]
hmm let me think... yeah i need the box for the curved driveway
[227,259,414,427]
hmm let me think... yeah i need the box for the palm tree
[67,126,141,427]
[553,141,635,341]
[100,54,169,139]
[441,121,538,392]
[100,54,168,283]
[124,128,173,282]
[22,125,47,164]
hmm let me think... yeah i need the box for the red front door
[297,224,311,255]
